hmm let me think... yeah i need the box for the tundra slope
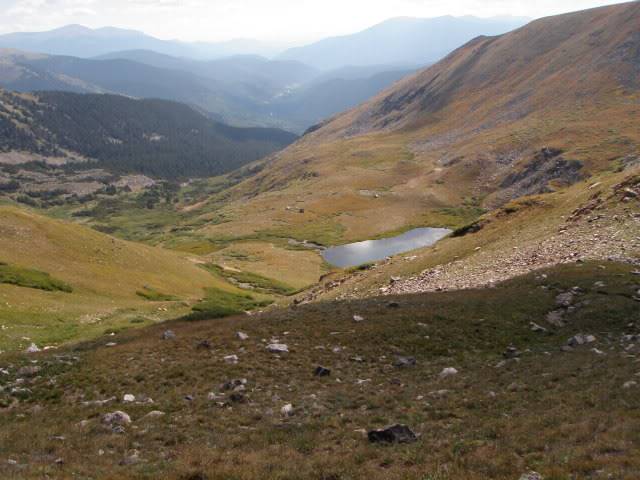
[179,2,639,292]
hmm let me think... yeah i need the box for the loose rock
[314,366,331,377]
[161,330,176,340]
[519,472,543,480]
[440,367,458,378]
[394,356,417,368]
[102,411,131,426]
[267,343,289,353]
[368,424,417,444]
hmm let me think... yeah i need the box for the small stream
[322,227,452,268]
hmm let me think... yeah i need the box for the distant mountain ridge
[278,15,530,70]
[0,49,418,133]
[0,24,286,59]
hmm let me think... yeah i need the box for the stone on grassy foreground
[368,424,417,444]
[267,343,289,353]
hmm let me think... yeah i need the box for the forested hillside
[0,90,297,178]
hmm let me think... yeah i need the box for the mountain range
[0,24,286,59]
[0,16,530,132]
[278,15,530,70]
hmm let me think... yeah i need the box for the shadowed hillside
[0,89,297,179]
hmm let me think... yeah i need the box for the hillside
[133,2,639,297]
[278,15,529,70]
[0,205,226,353]
[0,261,639,478]
[0,89,297,179]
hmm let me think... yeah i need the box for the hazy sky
[0,0,628,43]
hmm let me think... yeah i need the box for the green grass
[184,286,273,320]
[204,264,298,295]
[0,262,72,293]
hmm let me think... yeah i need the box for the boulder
[440,367,458,378]
[503,346,521,359]
[368,424,417,444]
[314,366,331,377]
[17,366,41,377]
[519,472,543,480]
[237,332,249,341]
[224,355,239,364]
[102,411,131,426]
[530,322,548,333]
[141,411,166,421]
[267,344,289,353]
[546,310,566,327]
[123,394,136,403]
[567,334,596,347]
[25,343,40,353]
[161,330,176,340]
[556,292,574,307]
[222,379,247,391]
[393,356,417,368]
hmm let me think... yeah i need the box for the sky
[0,0,628,44]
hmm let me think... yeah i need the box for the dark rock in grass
[393,356,416,368]
[387,301,400,308]
[314,366,331,377]
[162,330,176,340]
[368,424,417,444]
[503,346,521,359]
[222,379,247,391]
[230,392,246,403]
[197,340,212,350]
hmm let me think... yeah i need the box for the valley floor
[1,262,639,479]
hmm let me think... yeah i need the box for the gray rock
[567,334,596,347]
[368,424,417,444]
[17,366,41,377]
[530,322,548,333]
[161,330,176,340]
[237,332,249,341]
[267,343,289,353]
[25,343,40,353]
[519,472,543,480]
[102,411,131,426]
[141,411,166,421]
[222,379,247,391]
[440,367,458,378]
[546,310,566,327]
[555,292,574,307]
[394,356,416,368]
